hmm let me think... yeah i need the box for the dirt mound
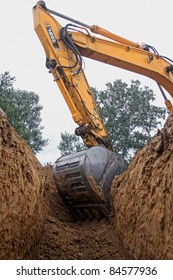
[112,112,173,259]
[0,113,46,259]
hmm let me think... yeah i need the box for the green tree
[0,72,48,153]
[58,131,85,155]
[57,79,166,166]
[93,80,166,162]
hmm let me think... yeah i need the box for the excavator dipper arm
[33,1,113,150]
[33,1,173,220]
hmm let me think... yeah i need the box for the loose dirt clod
[1,111,173,260]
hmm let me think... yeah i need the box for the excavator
[33,1,173,220]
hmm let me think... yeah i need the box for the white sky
[0,0,173,164]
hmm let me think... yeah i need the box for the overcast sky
[0,0,172,163]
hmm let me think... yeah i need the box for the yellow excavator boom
[33,1,173,220]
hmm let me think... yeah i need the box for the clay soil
[0,114,123,260]
[112,112,173,259]
[0,111,173,260]
[35,166,123,260]
[0,115,46,259]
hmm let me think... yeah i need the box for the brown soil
[112,112,173,259]
[0,114,46,259]
[35,166,123,259]
[1,110,173,260]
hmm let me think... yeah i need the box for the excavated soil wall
[112,112,173,259]
[0,113,46,259]
[1,109,173,260]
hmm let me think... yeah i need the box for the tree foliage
[58,131,85,155]
[92,79,166,162]
[58,79,166,166]
[0,72,48,153]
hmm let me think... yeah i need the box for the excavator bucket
[53,145,123,220]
